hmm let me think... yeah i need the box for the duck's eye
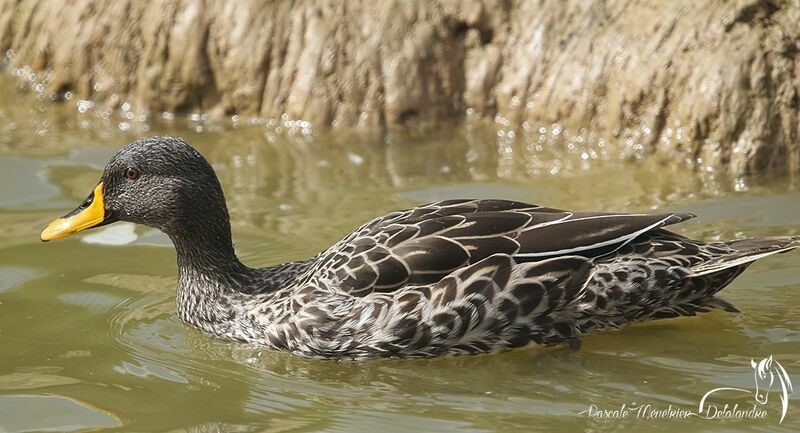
[125,167,140,180]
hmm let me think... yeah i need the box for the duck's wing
[313,199,694,296]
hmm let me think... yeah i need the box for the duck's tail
[688,236,797,278]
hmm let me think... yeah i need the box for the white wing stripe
[518,212,653,233]
[520,212,574,231]
[514,214,677,258]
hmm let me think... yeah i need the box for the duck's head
[41,136,231,242]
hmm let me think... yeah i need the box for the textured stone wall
[1,0,798,176]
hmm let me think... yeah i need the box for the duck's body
[172,199,793,359]
[41,137,796,360]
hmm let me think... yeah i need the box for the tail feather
[727,236,798,252]
[703,296,741,313]
[688,236,797,277]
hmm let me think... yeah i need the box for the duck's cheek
[40,182,118,241]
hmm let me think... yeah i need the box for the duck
[40,136,797,360]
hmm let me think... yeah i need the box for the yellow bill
[41,183,109,241]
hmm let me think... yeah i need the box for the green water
[0,76,799,433]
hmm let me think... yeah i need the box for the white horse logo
[699,355,794,423]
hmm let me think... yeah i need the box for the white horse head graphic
[751,356,793,422]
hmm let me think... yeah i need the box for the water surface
[0,77,799,432]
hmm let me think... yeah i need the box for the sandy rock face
[0,0,798,176]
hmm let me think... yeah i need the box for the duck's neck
[170,225,248,278]
[145,164,297,336]
[167,219,256,329]
[167,219,315,336]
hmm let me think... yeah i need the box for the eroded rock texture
[0,0,798,176]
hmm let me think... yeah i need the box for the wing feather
[514,212,695,259]
[311,200,695,296]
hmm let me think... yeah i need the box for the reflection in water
[0,394,120,432]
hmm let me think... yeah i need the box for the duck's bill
[40,183,118,242]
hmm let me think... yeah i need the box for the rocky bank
[1,0,798,177]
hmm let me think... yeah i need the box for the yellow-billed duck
[40,137,797,359]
